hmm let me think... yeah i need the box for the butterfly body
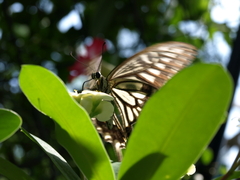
[90,72,110,93]
[84,42,197,159]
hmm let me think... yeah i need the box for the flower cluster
[70,90,114,122]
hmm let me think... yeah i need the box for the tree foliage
[0,0,236,179]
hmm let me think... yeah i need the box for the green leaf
[118,63,233,180]
[21,128,81,180]
[19,65,115,180]
[0,157,33,180]
[0,108,22,143]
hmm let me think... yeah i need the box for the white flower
[186,164,196,176]
[181,164,196,178]
[70,90,114,122]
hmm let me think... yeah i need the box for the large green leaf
[0,108,22,143]
[118,63,233,180]
[0,157,33,180]
[21,128,81,180]
[19,65,115,180]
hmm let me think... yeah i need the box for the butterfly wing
[107,42,197,135]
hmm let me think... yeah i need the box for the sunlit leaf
[0,108,22,143]
[19,65,115,180]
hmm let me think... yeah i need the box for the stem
[220,149,240,180]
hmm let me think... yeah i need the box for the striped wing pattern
[88,42,197,158]
[106,42,197,140]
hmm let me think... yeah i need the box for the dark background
[0,0,239,179]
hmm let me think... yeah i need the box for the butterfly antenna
[96,42,106,72]
[70,52,96,72]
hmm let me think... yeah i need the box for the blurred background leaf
[0,0,239,179]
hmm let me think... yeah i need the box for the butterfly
[83,41,197,160]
